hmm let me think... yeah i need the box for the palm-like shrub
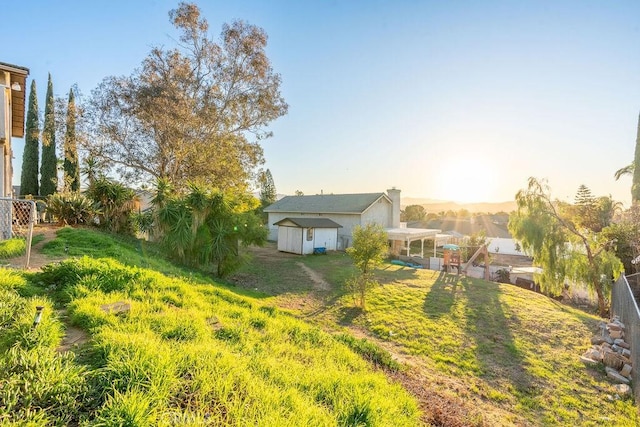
[154,183,267,276]
[46,192,98,226]
[86,178,138,234]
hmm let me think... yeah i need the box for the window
[307,228,314,241]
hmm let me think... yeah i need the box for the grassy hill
[1,227,638,426]
[0,228,418,426]
[232,246,639,426]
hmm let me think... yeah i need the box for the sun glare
[432,158,499,203]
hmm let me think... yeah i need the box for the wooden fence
[611,274,640,402]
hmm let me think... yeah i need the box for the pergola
[385,227,450,257]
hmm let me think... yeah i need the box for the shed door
[278,226,303,254]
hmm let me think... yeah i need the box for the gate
[0,198,36,268]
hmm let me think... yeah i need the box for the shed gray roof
[274,218,343,228]
[264,193,389,214]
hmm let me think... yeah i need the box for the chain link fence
[611,274,640,403]
[0,198,36,268]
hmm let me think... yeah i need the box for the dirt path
[9,224,65,271]
[296,262,331,291]
[4,226,92,352]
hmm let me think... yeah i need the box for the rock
[100,301,131,314]
[606,367,631,384]
[599,321,607,330]
[615,384,631,396]
[607,323,622,331]
[603,352,625,370]
[620,364,632,378]
[622,349,631,358]
[614,339,630,349]
[584,348,602,361]
[602,342,612,349]
[580,355,599,366]
[611,344,622,353]
[591,335,606,345]
[604,335,614,345]
[609,329,623,339]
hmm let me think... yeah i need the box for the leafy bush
[86,177,138,234]
[154,183,267,277]
[131,209,154,235]
[46,192,98,226]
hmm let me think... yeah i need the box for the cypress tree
[40,74,57,197]
[632,112,640,203]
[20,80,39,196]
[63,88,80,192]
[259,169,277,207]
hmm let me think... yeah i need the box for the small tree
[346,223,388,310]
[508,178,623,317]
[258,169,276,223]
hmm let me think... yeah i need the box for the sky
[5,1,640,205]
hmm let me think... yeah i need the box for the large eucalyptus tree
[85,2,287,192]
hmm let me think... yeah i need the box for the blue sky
[6,1,640,204]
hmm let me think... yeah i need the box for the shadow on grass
[422,271,461,318]
[377,263,421,284]
[459,278,538,397]
[336,306,364,326]
[423,273,541,398]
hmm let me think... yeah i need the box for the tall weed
[0,347,88,425]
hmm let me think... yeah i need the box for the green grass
[238,253,640,426]
[0,230,420,425]
[0,234,46,260]
[0,238,26,258]
[3,227,638,426]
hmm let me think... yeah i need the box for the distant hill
[409,213,512,238]
[402,199,517,214]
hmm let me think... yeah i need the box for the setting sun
[431,157,500,203]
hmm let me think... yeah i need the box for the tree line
[20,75,79,198]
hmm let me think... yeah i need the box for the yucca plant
[45,192,98,226]
[153,183,267,276]
[86,177,138,234]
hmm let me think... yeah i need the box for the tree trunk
[593,280,608,318]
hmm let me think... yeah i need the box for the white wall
[362,198,392,228]
[486,238,524,256]
[312,228,338,251]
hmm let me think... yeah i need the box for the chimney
[387,188,401,228]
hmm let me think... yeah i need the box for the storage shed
[274,217,342,255]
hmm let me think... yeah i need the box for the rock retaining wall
[581,316,632,398]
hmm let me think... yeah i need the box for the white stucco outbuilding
[274,217,342,255]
